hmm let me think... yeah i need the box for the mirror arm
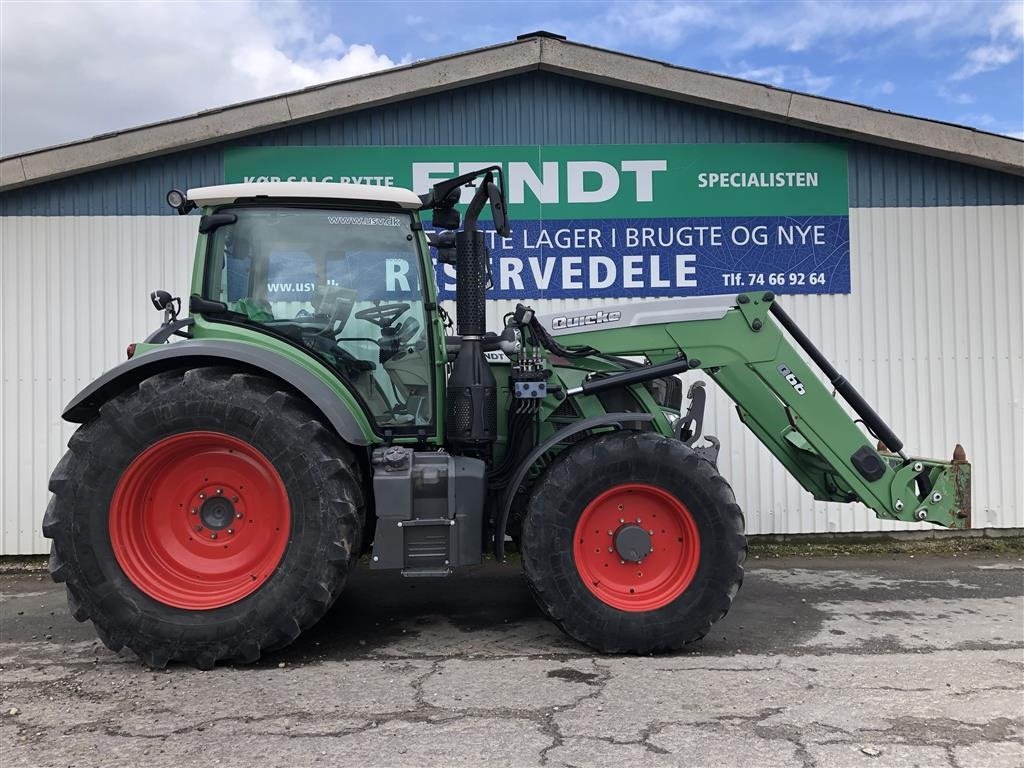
[418,165,502,210]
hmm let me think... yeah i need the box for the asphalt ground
[1,552,1022,768]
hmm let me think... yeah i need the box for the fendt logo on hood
[551,310,623,330]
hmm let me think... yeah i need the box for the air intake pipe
[434,169,509,455]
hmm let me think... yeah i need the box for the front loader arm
[552,293,970,529]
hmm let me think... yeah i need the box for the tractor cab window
[204,206,434,432]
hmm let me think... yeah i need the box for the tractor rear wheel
[43,367,364,669]
[521,431,746,653]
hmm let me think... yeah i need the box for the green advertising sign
[225,143,848,218]
[223,143,851,298]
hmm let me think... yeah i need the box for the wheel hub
[199,495,236,530]
[614,524,652,563]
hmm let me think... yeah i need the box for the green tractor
[44,169,970,668]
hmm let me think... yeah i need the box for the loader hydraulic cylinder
[768,300,908,460]
[566,356,696,397]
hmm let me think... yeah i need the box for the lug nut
[931,492,943,503]
[235,512,243,519]
[227,528,234,535]
[894,500,904,511]
[232,496,239,503]
[915,509,928,521]
[619,518,625,524]
[210,533,218,540]
[608,530,613,536]
[913,462,924,473]
[216,488,222,495]
[195,525,203,532]
[190,508,198,515]
[199,492,205,499]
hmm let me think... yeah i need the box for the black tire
[521,431,746,653]
[43,367,364,669]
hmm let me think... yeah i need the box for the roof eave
[537,39,1024,176]
[2,35,1021,193]
[0,39,542,192]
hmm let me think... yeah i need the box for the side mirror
[487,181,510,238]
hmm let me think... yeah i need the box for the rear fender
[62,339,374,446]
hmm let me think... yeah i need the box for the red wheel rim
[573,483,700,612]
[109,431,290,610]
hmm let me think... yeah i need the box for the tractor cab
[183,182,445,436]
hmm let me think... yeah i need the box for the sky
[1,0,1022,156]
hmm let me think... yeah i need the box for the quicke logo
[550,310,622,330]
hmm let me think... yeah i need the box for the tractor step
[401,567,453,578]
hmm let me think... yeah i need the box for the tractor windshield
[203,206,435,432]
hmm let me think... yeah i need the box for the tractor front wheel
[521,431,746,653]
[43,368,364,669]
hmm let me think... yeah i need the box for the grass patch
[748,535,1024,558]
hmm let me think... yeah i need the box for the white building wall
[1,205,1021,554]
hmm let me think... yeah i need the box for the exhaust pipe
[440,171,508,456]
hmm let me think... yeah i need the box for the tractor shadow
[260,557,570,665]
[256,558,814,666]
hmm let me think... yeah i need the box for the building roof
[2,33,1022,192]
[187,182,422,209]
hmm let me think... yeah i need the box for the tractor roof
[187,182,422,209]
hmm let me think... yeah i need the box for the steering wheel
[354,302,410,329]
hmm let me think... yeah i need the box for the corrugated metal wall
[0,216,198,554]
[2,69,1022,553]
[1,205,1020,553]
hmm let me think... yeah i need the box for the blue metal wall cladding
[2,70,1022,216]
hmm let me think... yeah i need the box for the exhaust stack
[421,167,509,457]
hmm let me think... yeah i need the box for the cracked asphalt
[1,553,1022,768]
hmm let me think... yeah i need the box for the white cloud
[950,0,1023,80]
[0,1,403,155]
[989,0,1024,41]
[952,44,1020,80]
[601,2,716,46]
